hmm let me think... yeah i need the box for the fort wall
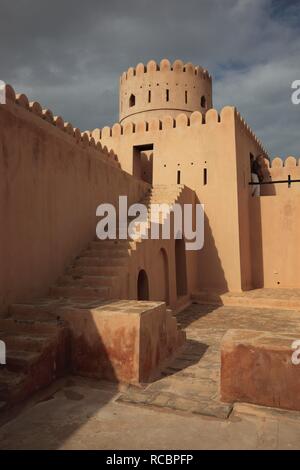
[0,86,149,311]
[250,156,300,289]
[234,113,270,290]
[250,193,300,288]
[96,107,266,292]
[260,156,300,195]
[234,120,300,290]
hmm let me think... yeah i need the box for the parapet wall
[0,84,149,311]
[120,59,212,82]
[250,193,300,288]
[259,156,300,195]
[94,106,267,164]
[262,155,300,178]
[3,84,120,166]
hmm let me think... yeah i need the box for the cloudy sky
[0,0,299,157]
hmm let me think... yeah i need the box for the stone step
[141,193,179,200]
[91,239,132,246]
[50,285,110,300]
[66,265,123,277]
[4,349,42,373]
[129,222,151,232]
[89,241,131,251]
[0,317,63,335]
[150,190,182,195]
[0,322,69,407]
[152,184,184,190]
[150,205,179,209]
[145,197,179,203]
[74,256,127,267]
[80,249,128,259]
[9,300,62,321]
[0,332,48,352]
[0,369,26,403]
[57,274,117,288]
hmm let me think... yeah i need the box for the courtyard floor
[1,302,300,450]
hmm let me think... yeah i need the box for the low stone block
[221,329,300,411]
[58,300,185,384]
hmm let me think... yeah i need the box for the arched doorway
[175,239,187,297]
[158,248,169,305]
[137,269,149,300]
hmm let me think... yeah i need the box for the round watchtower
[119,59,212,124]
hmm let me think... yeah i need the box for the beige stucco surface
[0,100,148,310]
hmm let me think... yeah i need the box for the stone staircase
[0,315,69,409]
[134,184,185,238]
[0,184,186,409]
[53,239,131,300]
[51,184,184,300]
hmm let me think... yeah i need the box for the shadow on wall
[248,157,273,288]
[175,238,188,297]
[260,158,276,196]
[249,197,264,288]
[198,209,229,296]
[154,248,170,305]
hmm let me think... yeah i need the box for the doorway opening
[137,269,149,300]
[175,239,187,297]
[159,248,169,305]
[133,144,154,184]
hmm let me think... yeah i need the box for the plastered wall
[250,192,300,288]
[97,106,267,292]
[261,156,300,195]
[234,122,300,290]
[0,86,149,311]
[234,113,269,290]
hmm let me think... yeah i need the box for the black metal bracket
[249,175,300,188]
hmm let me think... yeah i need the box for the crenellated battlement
[259,155,300,196]
[119,58,213,124]
[268,156,300,168]
[92,106,267,155]
[2,83,120,166]
[120,59,212,83]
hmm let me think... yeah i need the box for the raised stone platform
[192,288,300,311]
[57,300,185,383]
[221,329,300,411]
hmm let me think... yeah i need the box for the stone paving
[192,287,300,310]
[118,302,300,418]
[3,376,300,449]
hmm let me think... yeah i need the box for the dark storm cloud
[0,0,299,156]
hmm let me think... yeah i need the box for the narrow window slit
[203,168,207,185]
